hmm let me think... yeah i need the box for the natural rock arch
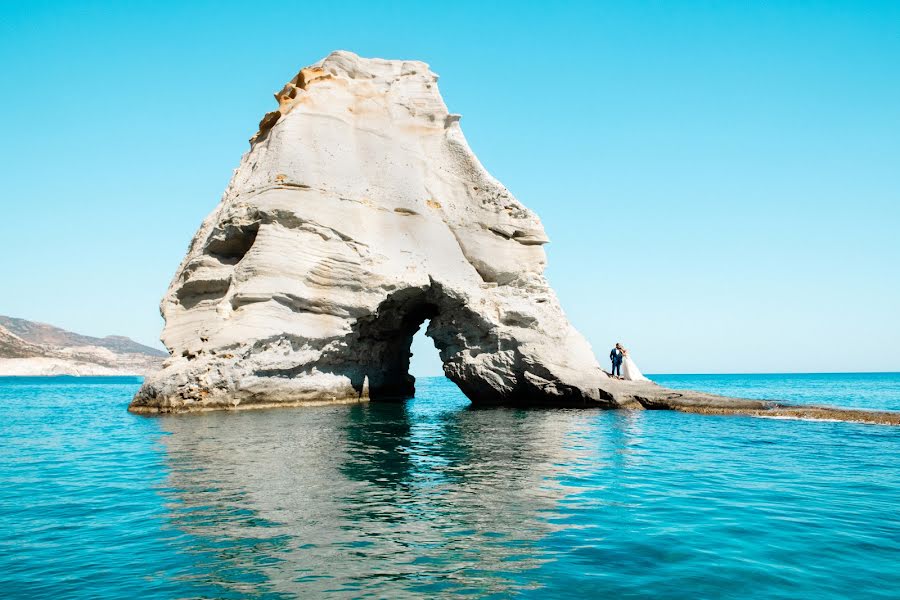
[130,51,618,413]
[310,282,597,406]
[129,52,900,426]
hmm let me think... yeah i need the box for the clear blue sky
[1,1,898,374]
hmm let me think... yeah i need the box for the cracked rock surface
[130,52,899,426]
[132,51,618,413]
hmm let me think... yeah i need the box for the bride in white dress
[621,348,650,382]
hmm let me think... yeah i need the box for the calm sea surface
[1,373,899,599]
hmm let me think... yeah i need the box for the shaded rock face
[132,51,613,413]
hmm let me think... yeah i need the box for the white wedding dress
[621,353,649,382]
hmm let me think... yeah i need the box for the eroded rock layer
[130,52,900,427]
[132,51,615,412]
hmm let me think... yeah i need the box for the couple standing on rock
[609,343,649,382]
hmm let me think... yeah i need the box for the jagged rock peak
[253,51,446,144]
[131,50,621,414]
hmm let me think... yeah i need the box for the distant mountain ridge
[0,316,167,357]
[0,316,167,376]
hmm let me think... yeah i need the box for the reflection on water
[3,375,900,599]
[159,379,609,596]
[156,378,900,599]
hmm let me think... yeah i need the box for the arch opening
[334,285,500,403]
[409,319,444,381]
[359,299,439,401]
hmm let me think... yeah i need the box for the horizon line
[416,370,900,377]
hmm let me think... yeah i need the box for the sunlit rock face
[130,51,614,413]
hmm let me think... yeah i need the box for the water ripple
[1,375,899,598]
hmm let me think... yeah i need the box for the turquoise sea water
[1,374,899,599]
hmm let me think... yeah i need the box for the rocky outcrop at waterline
[620,382,900,426]
[129,51,898,427]
[132,50,611,412]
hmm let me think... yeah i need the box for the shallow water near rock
[2,374,899,598]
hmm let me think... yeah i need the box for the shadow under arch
[321,282,500,403]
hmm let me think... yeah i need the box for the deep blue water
[1,374,899,599]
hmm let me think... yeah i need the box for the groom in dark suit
[610,343,623,377]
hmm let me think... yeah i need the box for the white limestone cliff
[128,51,900,426]
[131,51,624,412]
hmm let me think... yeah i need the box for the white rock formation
[131,51,625,412]
[126,52,900,426]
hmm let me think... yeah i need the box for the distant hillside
[0,316,167,376]
[0,326,44,359]
[0,316,167,357]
